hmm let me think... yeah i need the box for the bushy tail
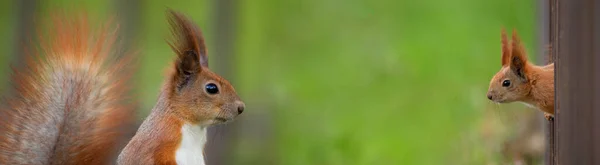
[0,12,136,165]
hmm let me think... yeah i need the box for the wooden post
[544,0,558,164]
[113,0,142,159]
[9,0,36,95]
[13,0,36,61]
[114,0,140,58]
[555,0,600,164]
[204,0,239,164]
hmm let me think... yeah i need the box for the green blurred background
[0,0,546,164]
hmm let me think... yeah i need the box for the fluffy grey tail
[0,12,137,165]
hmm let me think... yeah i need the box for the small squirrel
[487,29,555,120]
[0,12,136,165]
[116,10,245,165]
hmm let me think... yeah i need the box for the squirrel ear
[501,28,511,66]
[510,29,528,80]
[176,50,201,76]
[168,9,209,70]
[167,10,208,90]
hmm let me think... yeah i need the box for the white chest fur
[175,124,207,165]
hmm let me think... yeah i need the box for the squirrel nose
[236,101,245,114]
[487,93,493,100]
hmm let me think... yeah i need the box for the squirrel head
[487,29,533,103]
[166,10,244,126]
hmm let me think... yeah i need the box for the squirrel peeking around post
[486,29,555,121]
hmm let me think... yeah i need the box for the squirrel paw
[544,113,554,121]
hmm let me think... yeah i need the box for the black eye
[205,83,219,94]
[502,80,511,87]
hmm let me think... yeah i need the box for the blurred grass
[0,0,538,164]
[234,0,537,164]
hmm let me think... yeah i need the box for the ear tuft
[167,10,209,91]
[510,29,528,80]
[167,9,209,69]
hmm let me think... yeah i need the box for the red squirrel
[487,29,555,120]
[0,13,136,164]
[117,10,245,165]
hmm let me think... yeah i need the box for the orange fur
[153,115,183,165]
[0,11,136,165]
[117,10,245,164]
[487,29,555,119]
